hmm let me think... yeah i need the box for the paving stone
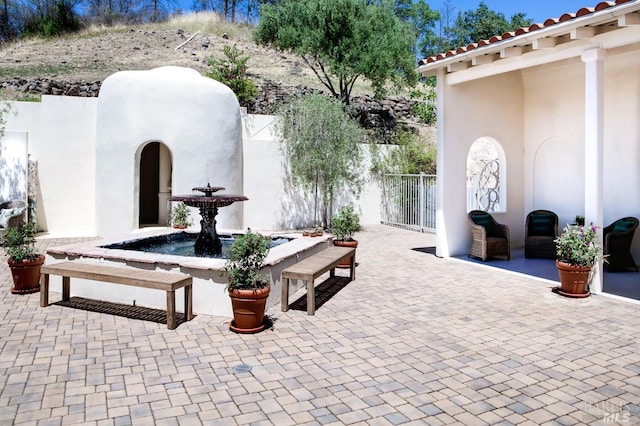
[0,228,638,425]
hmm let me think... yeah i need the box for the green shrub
[206,44,259,106]
[370,126,436,175]
[410,83,437,125]
[223,229,271,290]
[22,1,82,38]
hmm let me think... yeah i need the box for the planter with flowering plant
[554,224,603,298]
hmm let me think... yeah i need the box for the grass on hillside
[80,12,254,41]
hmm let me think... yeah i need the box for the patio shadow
[54,297,193,327]
[289,276,352,313]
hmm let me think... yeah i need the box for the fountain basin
[101,232,292,258]
[45,228,332,318]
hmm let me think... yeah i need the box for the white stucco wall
[438,71,525,256]
[523,58,586,227]
[523,48,640,260]
[1,69,382,238]
[242,113,381,231]
[5,97,98,236]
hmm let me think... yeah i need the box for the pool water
[102,232,291,259]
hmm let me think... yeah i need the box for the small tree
[275,93,366,227]
[255,0,417,105]
[206,44,259,107]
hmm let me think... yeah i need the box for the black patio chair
[603,217,639,272]
[524,210,559,259]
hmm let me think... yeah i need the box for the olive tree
[255,0,417,105]
[275,93,366,227]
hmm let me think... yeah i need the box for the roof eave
[417,1,640,76]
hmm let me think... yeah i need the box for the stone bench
[281,246,356,315]
[40,261,193,329]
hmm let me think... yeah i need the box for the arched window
[466,137,507,212]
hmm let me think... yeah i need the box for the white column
[435,69,449,257]
[581,48,607,294]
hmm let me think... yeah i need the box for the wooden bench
[281,246,356,315]
[40,262,193,329]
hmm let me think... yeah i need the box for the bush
[410,85,437,126]
[206,44,259,106]
[331,206,360,241]
[223,229,271,290]
[370,126,436,175]
[22,1,82,38]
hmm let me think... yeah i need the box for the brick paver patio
[1,225,639,425]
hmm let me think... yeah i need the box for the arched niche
[466,137,507,212]
[137,141,172,227]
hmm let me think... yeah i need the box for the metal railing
[381,174,436,232]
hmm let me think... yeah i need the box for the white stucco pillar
[435,69,449,257]
[581,48,607,294]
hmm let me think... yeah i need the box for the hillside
[0,13,368,96]
[0,13,434,146]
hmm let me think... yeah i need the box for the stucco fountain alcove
[95,65,244,237]
[47,66,329,319]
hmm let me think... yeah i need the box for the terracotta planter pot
[228,286,270,333]
[556,260,591,298]
[8,254,45,295]
[333,239,358,268]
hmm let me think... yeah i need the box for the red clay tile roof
[418,0,634,66]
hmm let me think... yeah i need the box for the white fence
[381,174,436,232]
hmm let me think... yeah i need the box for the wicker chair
[524,210,559,259]
[0,200,26,237]
[603,217,639,272]
[468,210,510,261]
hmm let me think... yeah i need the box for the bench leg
[62,276,70,301]
[307,279,315,315]
[184,285,193,321]
[350,253,356,280]
[40,273,49,307]
[167,290,176,329]
[281,277,289,312]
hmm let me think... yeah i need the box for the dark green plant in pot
[223,229,271,290]
[331,206,360,241]
[1,222,39,262]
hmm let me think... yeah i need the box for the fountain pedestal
[170,184,248,256]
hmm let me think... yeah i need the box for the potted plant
[554,224,603,298]
[171,202,192,229]
[1,222,44,294]
[331,205,360,268]
[223,228,271,333]
[573,215,585,226]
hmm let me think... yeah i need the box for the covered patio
[418,0,640,300]
[457,248,640,301]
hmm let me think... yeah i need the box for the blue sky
[434,1,597,23]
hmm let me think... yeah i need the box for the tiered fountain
[169,184,248,256]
